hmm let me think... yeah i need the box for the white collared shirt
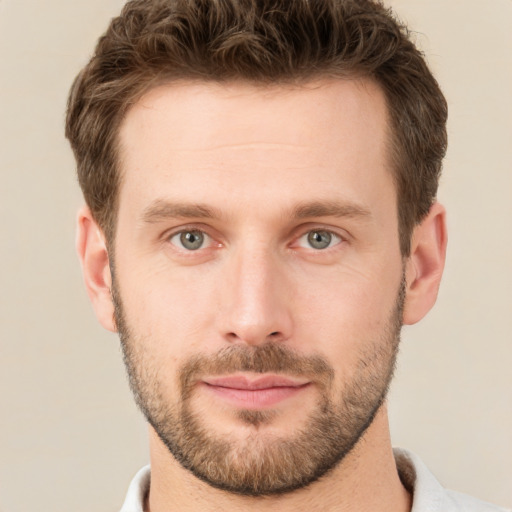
[120,449,510,512]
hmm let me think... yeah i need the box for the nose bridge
[220,240,292,345]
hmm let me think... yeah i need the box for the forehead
[116,78,393,220]
[119,78,389,153]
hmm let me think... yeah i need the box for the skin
[77,78,447,511]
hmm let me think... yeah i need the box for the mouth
[201,374,311,409]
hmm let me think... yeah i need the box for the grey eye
[306,230,334,249]
[170,230,207,250]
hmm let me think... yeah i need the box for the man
[65,1,508,511]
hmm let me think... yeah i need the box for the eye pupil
[180,231,204,250]
[307,230,332,249]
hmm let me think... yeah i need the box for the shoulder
[393,448,509,512]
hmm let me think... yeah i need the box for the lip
[201,374,311,409]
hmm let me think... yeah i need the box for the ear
[403,202,448,325]
[76,206,117,332]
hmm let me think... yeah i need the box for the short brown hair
[66,0,447,255]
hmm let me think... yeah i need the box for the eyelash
[166,226,217,252]
[296,229,343,250]
[165,225,346,253]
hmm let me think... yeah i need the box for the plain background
[0,1,511,510]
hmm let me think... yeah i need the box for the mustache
[180,343,334,396]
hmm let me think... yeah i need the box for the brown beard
[112,273,404,496]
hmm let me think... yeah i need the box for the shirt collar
[120,464,150,512]
[119,450,508,512]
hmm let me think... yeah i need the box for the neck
[145,404,411,512]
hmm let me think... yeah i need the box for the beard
[112,274,404,497]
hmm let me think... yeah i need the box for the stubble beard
[112,275,404,496]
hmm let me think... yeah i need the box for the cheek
[117,259,221,357]
[293,265,402,366]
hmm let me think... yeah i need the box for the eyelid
[164,224,220,250]
[169,230,211,250]
[291,225,348,250]
[161,223,348,251]
[298,231,341,249]
[294,223,348,239]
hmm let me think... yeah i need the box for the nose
[218,245,293,346]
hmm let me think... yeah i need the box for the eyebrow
[141,200,221,223]
[292,200,372,220]
[140,199,372,224]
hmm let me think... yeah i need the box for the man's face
[112,79,405,495]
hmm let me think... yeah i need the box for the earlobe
[76,206,117,332]
[403,202,448,325]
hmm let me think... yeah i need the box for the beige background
[0,1,511,511]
